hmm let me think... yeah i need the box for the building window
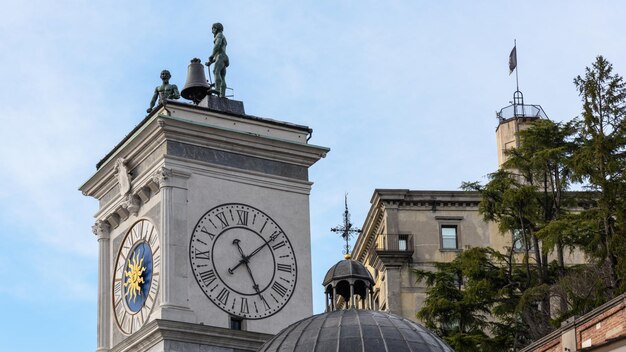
[512,229,531,252]
[441,225,458,250]
[398,234,408,251]
[230,317,243,330]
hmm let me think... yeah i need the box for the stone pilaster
[384,267,402,316]
[152,167,194,322]
[384,204,399,244]
[93,220,111,352]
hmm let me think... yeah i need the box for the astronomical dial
[112,219,161,335]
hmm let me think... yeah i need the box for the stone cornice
[373,189,481,208]
[159,115,328,167]
[80,111,328,201]
[165,100,312,134]
[164,155,314,195]
[110,319,272,352]
[353,189,482,263]
[353,202,384,263]
[79,115,165,200]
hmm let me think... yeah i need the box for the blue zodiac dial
[112,219,161,335]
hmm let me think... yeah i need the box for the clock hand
[243,231,281,261]
[227,232,281,274]
[245,264,269,308]
[228,239,249,274]
[233,239,247,259]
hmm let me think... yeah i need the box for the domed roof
[257,309,454,352]
[323,258,374,286]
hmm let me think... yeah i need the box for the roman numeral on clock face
[133,315,142,333]
[272,241,286,250]
[240,297,249,314]
[195,249,211,260]
[149,229,158,246]
[114,279,122,296]
[216,212,229,229]
[277,263,292,273]
[236,210,249,225]
[271,282,288,297]
[200,226,215,240]
[199,270,216,286]
[216,288,230,305]
[150,276,159,296]
[262,296,271,310]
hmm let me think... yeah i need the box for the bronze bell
[181,58,210,104]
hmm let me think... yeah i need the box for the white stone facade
[81,102,328,351]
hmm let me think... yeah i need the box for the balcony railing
[375,233,413,252]
[497,103,548,120]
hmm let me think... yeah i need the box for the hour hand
[233,239,246,259]
[228,239,248,274]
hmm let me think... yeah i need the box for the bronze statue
[147,70,180,113]
[205,23,229,98]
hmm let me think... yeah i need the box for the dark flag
[509,46,517,75]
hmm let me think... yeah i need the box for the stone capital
[92,220,111,240]
[152,167,174,188]
[151,167,191,189]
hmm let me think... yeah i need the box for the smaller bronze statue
[205,22,229,98]
[147,70,181,113]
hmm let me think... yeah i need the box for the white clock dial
[190,204,297,319]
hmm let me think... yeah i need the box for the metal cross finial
[330,194,362,257]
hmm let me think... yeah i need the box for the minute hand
[227,232,281,274]
[246,231,281,260]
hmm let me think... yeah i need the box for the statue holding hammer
[205,22,229,97]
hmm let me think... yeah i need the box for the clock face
[112,219,161,335]
[190,203,297,319]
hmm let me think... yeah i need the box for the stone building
[350,94,587,321]
[81,93,329,351]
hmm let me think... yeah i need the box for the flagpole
[514,39,519,92]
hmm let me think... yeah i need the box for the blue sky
[1,1,625,351]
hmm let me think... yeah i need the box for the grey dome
[323,259,374,286]
[257,309,454,352]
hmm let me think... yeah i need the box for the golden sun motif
[124,251,146,303]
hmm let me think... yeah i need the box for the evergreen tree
[417,56,626,350]
[415,247,535,351]
[571,55,626,292]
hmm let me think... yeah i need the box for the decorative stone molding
[92,220,111,240]
[136,187,151,203]
[96,167,191,230]
[116,207,130,221]
[152,167,173,189]
[115,157,132,196]
[121,194,141,216]
[106,213,121,229]
[147,180,160,195]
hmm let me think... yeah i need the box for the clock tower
[81,98,328,351]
